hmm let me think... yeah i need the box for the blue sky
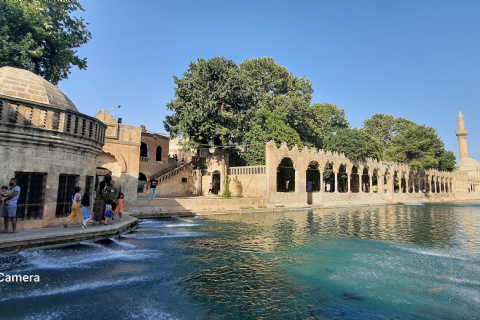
[58,0,480,161]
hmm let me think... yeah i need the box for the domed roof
[0,66,78,112]
[457,157,480,169]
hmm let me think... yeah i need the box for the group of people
[208,182,219,194]
[0,176,127,233]
[64,178,125,228]
[0,178,20,233]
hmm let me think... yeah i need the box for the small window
[156,146,162,161]
[182,178,187,183]
[140,142,149,157]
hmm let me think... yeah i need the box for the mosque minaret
[455,110,480,178]
[456,110,469,159]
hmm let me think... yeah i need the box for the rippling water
[1,202,480,319]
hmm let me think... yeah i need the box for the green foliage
[0,0,91,84]
[302,103,350,148]
[323,128,384,160]
[165,57,251,147]
[239,206,254,209]
[232,176,243,197]
[243,107,303,165]
[221,174,232,198]
[363,113,456,171]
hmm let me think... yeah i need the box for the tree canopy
[323,128,384,160]
[363,114,456,171]
[165,56,456,171]
[0,0,91,84]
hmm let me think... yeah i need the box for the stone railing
[140,157,149,163]
[157,161,193,183]
[0,98,106,145]
[229,166,266,175]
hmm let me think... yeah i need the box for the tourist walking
[114,193,124,221]
[64,187,82,228]
[212,181,216,195]
[81,194,91,228]
[149,179,158,199]
[92,181,106,226]
[208,183,212,194]
[1,179,20,233]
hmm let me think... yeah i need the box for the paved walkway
[0,215,138,252]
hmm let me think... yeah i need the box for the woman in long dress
[64,187,82,227]
[92,181,106,226]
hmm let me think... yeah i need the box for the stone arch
[277,157,295,192]
[338,164,348,193]
[323,161,335,192]
[102,146,127,173]
[361,167,370,192]
[350,166,359,193]
[96,152,122,181]
[306,161,321,192]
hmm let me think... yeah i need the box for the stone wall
[94,110,141,201]
[153,165,199,198]
[264,141,480,205]
[0,123,103,231]
[139,132,171,178]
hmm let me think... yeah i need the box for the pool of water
[1,202,480,319]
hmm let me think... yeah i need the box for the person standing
[64,187,82,228]
[149,179,158,199]
[1,179,20,233]
[208,183,212,194]
[92,181,106,226]
[105,180,119,212]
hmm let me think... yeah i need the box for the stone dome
[457,157,480,169]
[0,66,78,112]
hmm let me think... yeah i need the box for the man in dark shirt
[149,179,158,199]
[105,180,119,211]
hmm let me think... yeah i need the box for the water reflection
[209,203,480,253]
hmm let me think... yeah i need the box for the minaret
[456,110,469,159]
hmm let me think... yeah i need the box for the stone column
[347,171,351,193]
[358,173,362,193]
[319,171,323,192]
[334,170,338,193]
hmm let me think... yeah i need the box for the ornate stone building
[0,67,106,230]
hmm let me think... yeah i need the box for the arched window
[140,142,149,157]
[138,173,147,181]
[156,146,162,161]
[277,157,295,192]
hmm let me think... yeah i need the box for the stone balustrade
[0,98,106,146]
[229,166,266,175]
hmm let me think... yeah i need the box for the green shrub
[258,205,267,208]
[240,206,254,209]
[221,174,232,198]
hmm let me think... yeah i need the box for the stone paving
[0,215,138,252]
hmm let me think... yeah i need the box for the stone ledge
[0,215,138,253]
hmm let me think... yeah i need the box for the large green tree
[165,57,252,147]
[363,113,456,171]
[323,128,384,160]
[0,0,91,84]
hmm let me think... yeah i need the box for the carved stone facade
[94,110,141,201]
[0,67,106,231]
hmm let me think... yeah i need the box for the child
[0,186,9,215]
[81,194,91,228]
[105,203,113,225]
[114,193,124,221]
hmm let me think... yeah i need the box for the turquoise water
[1,202,480,319]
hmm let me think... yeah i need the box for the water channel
[1,202,480,319]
